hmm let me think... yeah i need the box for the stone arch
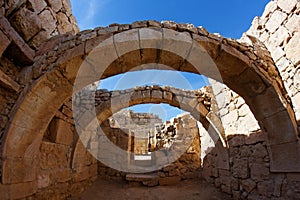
[2,22,299,185]
[72,85,228,173]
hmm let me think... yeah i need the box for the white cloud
[72,0,110,30]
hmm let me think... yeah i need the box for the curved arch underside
[1,23,299,184]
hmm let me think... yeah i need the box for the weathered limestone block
[40,142,69,169]
[9,7,42,41]
[276,57,291,72]
[228,135,245,147]
[251,143,268,158]
[39,8,57,34]
[285,14,300,34]
[285,32,300,65]
[0,184,9,199]
[250,163,270,181]
[268,26,290,47]
[0,29,10,56]
[62,0,72,16]
[2,157,38,184]
[261,1,278,19]
[277,0,298,13]
[28,0,47,13]
[257,180,274,198]
[57,12,73,33]
[49,118,73,146]
[232,158,248,178]
[72,166,90,182]
[241,179,256,193]
[0,69,20,92]
[265,10,287,33]
[270,46,285,62]
[46,0,62,12]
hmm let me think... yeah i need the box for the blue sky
[70,0,269,121]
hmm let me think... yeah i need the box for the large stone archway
[1,22,299,186]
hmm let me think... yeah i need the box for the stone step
[126,173,159,187]
[133,159,153,166]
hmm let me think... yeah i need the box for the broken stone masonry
[99,110,201,186]
[0,0,300,199]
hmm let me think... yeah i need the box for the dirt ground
[72,178,232,200]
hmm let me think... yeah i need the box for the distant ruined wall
[98,111,202,181]
[110,110,162,154]
[158,113,201,180]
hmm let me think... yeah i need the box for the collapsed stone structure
[0,0,299,199]
[99,111,201,186]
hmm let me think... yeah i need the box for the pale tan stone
[10,7,42,41]
[139,28,163,49]
[39,9,57,34]
[261,1,278,19]
[268,26,290,46]
[270,46,285,62]
[49,118,73,145]
[47,0,63,12]
[277,0,298,13]
[265,10,287,33]
[285,14,300,34]
[28,0,47,13]
[162,28,192,59]
[285,32,300,65]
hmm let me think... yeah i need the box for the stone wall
[244,0,300,123]
[209,79,260,136]
[157,113,201,181]
[97,110,202,182]
[98,119,132,180]
[210,0,300,136]
[35,100,98,199]
[0,0,79,154]
[2,0,79,49]
[203,131,300,199]
[110,110,162,154]
[203,2,300,198]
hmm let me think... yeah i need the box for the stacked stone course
[203,130,300,199]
